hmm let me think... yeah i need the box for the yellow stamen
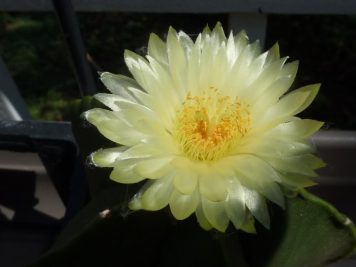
[174,88,250,161]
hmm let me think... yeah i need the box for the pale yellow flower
[84,23,324,232]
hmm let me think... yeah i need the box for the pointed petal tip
[80,110,89,121]
[99,71,111,79]
[168,26,178,36]
[128,196,142,210]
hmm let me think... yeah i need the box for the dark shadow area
[0,169,60,267]
[266,15,356,130]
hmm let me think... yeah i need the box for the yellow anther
[174,88,250,161]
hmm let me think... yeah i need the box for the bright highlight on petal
[86,23,325,232]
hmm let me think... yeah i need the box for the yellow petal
[224,179,246,229]
[271,119,324,139]
[226,30,249,66]
[141,176,174,210]
[173,172,198,195]
[148,33,168,65]
[119,143,165,160]
[199,174,227,202]
[169,189,199,220]
[110,159,145,184]
[245,57,288,101]
[240,214,257,234]
[195,203,212,230]
[227,42,262,96]
[292,83,321,114]
[243,188,270,229]
[234,30,249,58]
[231,155,285,208]
[84,108,146,145]
[134,157,173,179]
[211,22,226,43]
[100,72,150,104]
[266,154,326,177]
[146,56,181,106]
[251,61,299,117]
[265,42,280,64]
[253,88,312,132]
[238,137,313,158]
[167,27,188,100]
[202,197,229,232]
[94,93,134,111]
[91,146,127,167]
[125,50,174,104]
[280,172,317,190]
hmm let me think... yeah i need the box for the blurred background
[1,12,356,127]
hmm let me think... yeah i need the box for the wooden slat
[1,0,356,14]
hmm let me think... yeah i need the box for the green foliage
[0,12,77,120]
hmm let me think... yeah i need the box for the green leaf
[239,189,356,267]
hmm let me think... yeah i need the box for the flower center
[174,88,250,161]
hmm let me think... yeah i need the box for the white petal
[271,119,324,140]
[113,99,162,129]
[124,50,153,91]
[169,189,199,220]
[100,72,150,104]
[91,146,127,167]
[238,136,313,158]
[292,84,321,114]
[251,60,299,118]
[83,107,116,121]
[245,57,288,101]
[195,203,212,230]
[211,22,227,43]
[224,178,246,229]
[186,36,201,95]
[223,41,262,97]
[148,33,168,65]
[280,172,316,189]
[253,86,316,131]
[243,187,270,229]
[245,51,268,83]
[266,154,325,177]
[141,176,174,210]
[167,27,188,100]
[84,108,146,145]
[119,143,166,160]
[265,42,280,64]
[202,197,229,232]
[233,30,249,59]
[94,93,134,111]
[146,56,181,106]
[110,159,145,184]
[199,174,227,202]
[177,31,194,55]
[173,172,198,195]
[129,180,155,210]
[230,155,284,207]
[134,157,173,179]
[124,50,178,115]
[240,214,257,234]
